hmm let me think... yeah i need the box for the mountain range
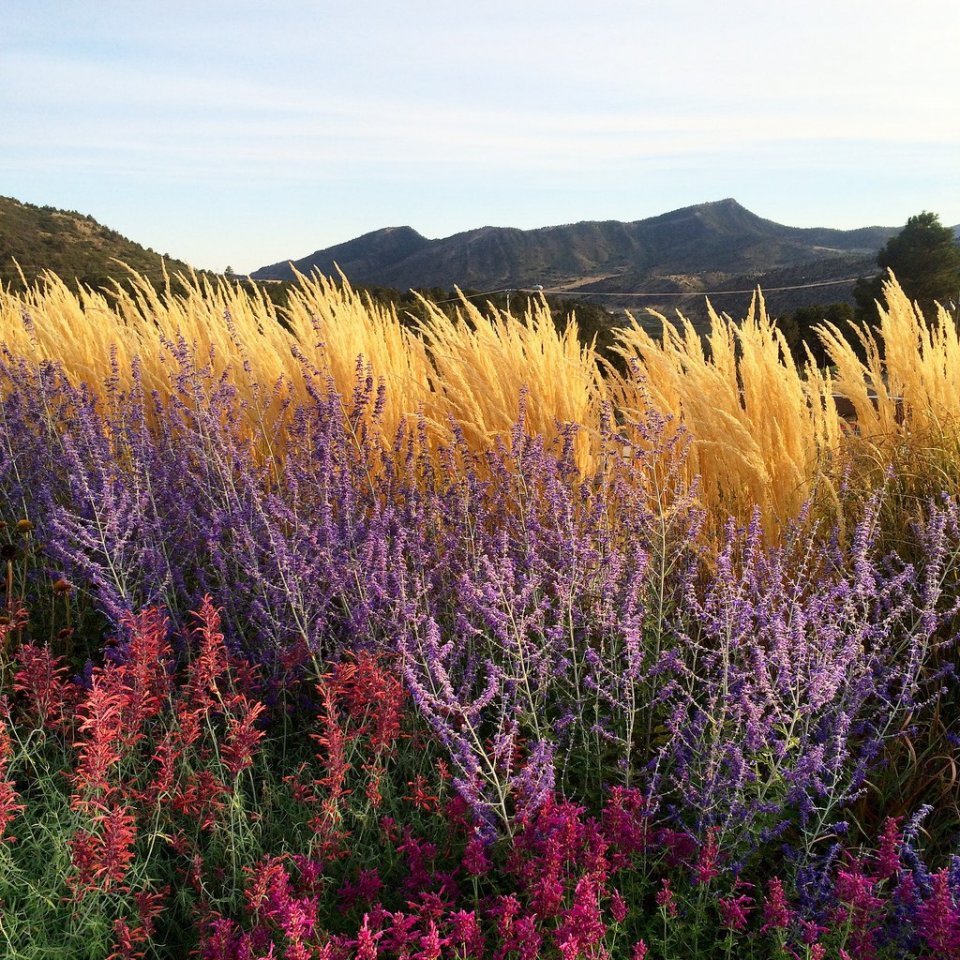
[4,194,957,320]
[252,199,902,314]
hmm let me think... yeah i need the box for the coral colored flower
[0,744,24,843]
[69,803,138,897]
[12,642,76,730]
[405,774,440,813]
[312,685,352,802]
[760,877,791,932]
[133,888,168,941]
[107,918,143,960]
[219,697,266,776]
[72,682,125,804]
[363,761,384,808]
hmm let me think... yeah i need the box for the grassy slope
[0,195,200,291]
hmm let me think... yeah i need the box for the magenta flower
[916,870,960,959]
[461,834,492,876]
[448,910,484,958]
[718,893,752,932]
[414,921,443,960]
[354,914,382,960]
[610,888,628,924]
[875,816,903,881]
[693,827,721,885]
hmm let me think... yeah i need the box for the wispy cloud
[3,0,958,270]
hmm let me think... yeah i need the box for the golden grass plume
[5,265,960,540]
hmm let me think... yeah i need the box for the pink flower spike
[718,893,752,932]
[694,826,721,885]
[610,888,628,924]
[631,939,649,960]
[916,869,960,958]
[655,878,677,917]
[461,833,492,876]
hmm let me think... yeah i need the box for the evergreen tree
[854,211,960,320]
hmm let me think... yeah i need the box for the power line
[428,288,513,305]
[538,276,873,297]
[419,275,873,305]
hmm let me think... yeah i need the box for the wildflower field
[0,269,959,959]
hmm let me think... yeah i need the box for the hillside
[252,199,898,313]
[0,196,197,290]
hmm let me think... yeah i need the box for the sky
[2,0,959,274]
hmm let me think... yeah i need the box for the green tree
[854,211,960,320]
[777,302,856,368]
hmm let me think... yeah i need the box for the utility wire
[423,275,872,304]
[541,276,871,297]
[429,288,514,305]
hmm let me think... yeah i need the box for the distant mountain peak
[360,225,425,240]
[697,197,740,208]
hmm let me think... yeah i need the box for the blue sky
[3,0,958,273]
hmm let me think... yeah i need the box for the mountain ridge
[251,200,901,308]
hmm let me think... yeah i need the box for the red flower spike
[405,774,440,813]
[0,716,25,843]
[760,877,792,932]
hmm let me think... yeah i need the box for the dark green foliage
[775,302,856,367]
[854,211,960,321]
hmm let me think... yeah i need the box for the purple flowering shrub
[396,401,705,830]
[654,497,959,863]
